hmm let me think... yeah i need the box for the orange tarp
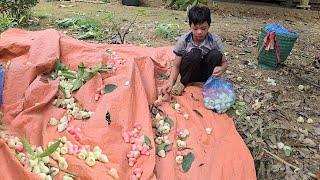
[0,28,256,180]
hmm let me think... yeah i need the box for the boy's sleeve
[216,37,224,53]
[173,35,186,56]
[211,34,224,53]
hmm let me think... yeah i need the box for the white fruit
[175,155,183,164]
[205,128,212,135]
[108,168,119,179]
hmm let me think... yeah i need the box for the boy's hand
[212,66,226,77]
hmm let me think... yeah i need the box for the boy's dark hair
[188,6,211,27]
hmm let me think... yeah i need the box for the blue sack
[264,23,298,37]
[0,67,4,105]
[202,76,236,113]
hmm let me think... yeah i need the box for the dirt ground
[13,0,320,179]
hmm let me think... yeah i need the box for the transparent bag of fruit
[202,76,236,113]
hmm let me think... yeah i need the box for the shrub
[155,23,180,39]
[0,0,39,20]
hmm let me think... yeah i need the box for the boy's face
[190,22,210,43]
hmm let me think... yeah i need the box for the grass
[29,1,188,46]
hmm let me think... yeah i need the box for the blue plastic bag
[202,76,236,113]
[264,23,297,36]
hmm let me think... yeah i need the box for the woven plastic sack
[202,76,236,113]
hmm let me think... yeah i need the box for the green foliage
[0,16,18,32]
[166,0,208,10]
[0,0,39,20]
[144,135,152,148]
[52,59,112,94]
[38,140,61,158]
[182,152,195,172]
[164,117,174,128]
[104,84,117,93]
[155,23,180,39]
[57,17,101,40]
[22,138,35,156]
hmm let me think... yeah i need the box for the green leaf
[144,135,152,149]
[95,62,103,69]
[156,143,167,154]
[104,84,117,93]
[283,147,292,157]
[182,152,195,172]
[71,79,83,92]
[22,139,35,156]
[59,86,67,97]
[137,9,146,15]
[83,71,97,81]
[54,59,64,72]
[164,143,172,152]
[61,71,76,79]
[77,62,85,78]
[164,117,174,128]
[57,18,77,28]
[38,140,61,158]
[77,31,97,40]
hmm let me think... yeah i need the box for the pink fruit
[130,175,137,180]
[145,151,150,156]
[84,145,91,152]
[128,161,135,167]
[177,151,182,156]
[143,144,150,150]
[80,145,86,151]
[100,90,105,95]
[94,94,100,101]
[66,141,73,147]
[122,133,130,143]
[75,134,82,141]
[15,143,24,152]
[134,124,142,131]
[133,151,140,158]
[129,137,135,144]
[67,126,75,135]
[133,168,142,175]
[75,127,81,133]
[132,144,137,151]
[128,131,134,138]
[73,145,79,153]
[136,138,144,145]
[181,149,189,156]
[127,153,134,159]
[137,144,143,152]
[135,173,141,178]
[68,148,75,155]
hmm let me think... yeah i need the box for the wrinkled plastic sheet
[0,28,256,180]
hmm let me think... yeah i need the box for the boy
[162,6,227,95]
